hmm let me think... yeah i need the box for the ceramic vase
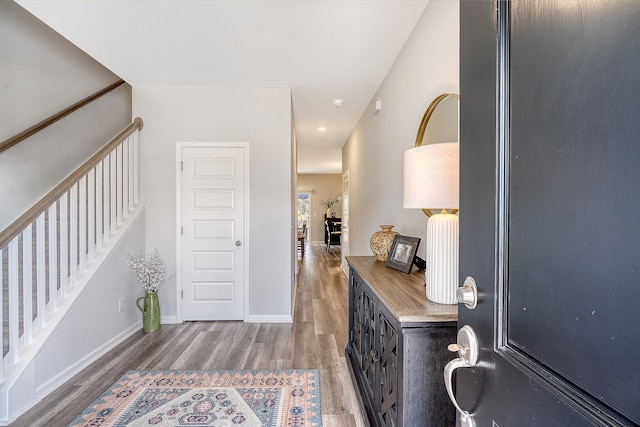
[370,225,400,261]
[326,207,333,217]
[136,291,161,333]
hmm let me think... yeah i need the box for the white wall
[133,86,294,321]
[0,1,131,230]
[342,0,459,260]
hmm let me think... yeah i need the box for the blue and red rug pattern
[67,369,321,426]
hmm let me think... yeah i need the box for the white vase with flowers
[320,197,341,218]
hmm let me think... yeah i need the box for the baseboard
[246,314,293,323]
[36,323,141,399]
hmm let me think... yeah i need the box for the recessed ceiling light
[318,127,327,132]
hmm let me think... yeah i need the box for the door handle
[235,240,242,246]
[444,325,478,426]
[457,276,478,309]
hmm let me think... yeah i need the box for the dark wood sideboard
[345,256,458,427]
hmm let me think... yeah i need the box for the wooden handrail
[0,117,143,249]
[0,79,126,154]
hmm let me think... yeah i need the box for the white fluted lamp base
[425,211,459,304]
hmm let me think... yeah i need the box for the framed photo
[385,235,421,274]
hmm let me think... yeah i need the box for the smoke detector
[333,98,344,108]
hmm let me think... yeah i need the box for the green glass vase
[136,291,160,333]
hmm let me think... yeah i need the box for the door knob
[444,325,478,426]
[235,240,242,246]
[457,276,478,309]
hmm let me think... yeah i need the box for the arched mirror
[414,93,460,217]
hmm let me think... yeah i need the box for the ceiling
[16,0,429,174]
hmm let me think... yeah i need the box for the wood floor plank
[271,324,294,360]
[243,342,270,369]
[295,287,313,322]
[322,414,358,427]
[139,322,207,369]
[317,334,352,415]
[10,243,363,426]
[169,330,221,369]
[324,282,344,313]
[311,277,327,300]
[272,359,293,370]
[293,320,320,369]
[212,339,253,369]
[330,308,350,355]
[313,298,336,335]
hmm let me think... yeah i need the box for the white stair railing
[0,118,143,384]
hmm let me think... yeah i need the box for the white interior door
[179,144,246,320]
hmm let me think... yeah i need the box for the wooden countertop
[347,256,458,325]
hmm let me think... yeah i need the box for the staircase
[0,118,144,423]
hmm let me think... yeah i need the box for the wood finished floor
[11,243,364,427]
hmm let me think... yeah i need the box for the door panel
[458,1,640,425]
[507,5,640,417]
[180,145,245,320]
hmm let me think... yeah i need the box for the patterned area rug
[67,369,321,426]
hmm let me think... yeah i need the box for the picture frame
[385,235,421,274]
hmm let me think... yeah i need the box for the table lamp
[403,142,459,304]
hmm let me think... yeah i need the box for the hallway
[12,243,364,426]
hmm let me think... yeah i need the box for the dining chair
[326,220,342,252]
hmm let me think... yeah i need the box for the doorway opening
[297,192,310,239]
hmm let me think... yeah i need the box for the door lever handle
[447,343,467,356]
[445,359,473,425]
[444,325,478,426]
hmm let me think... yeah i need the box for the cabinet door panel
[363,290,377,398]
[378,313,398,427]
[352,281,363,358]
